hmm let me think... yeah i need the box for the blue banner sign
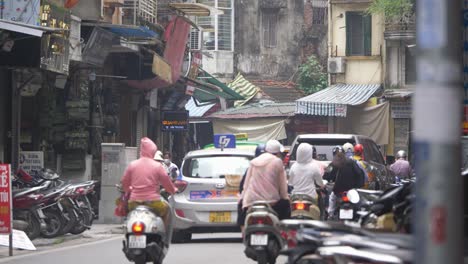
[213,134,236,148]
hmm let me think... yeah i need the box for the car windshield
[183,155,252,179]
[291,138,356,161]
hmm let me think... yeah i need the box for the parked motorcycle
[279,219,414,264]
[243,201,285,264]
[120,185,173,264]
[12,184,50,240]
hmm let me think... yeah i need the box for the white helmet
[396,150,407,159]
[343,142,354,153]
[154,150,164,161]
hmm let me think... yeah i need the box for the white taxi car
[171,148,255,242]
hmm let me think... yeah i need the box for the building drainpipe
[414,0,463,263]
[327,0,333,87]
[11,72,20,172]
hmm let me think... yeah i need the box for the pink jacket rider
[121,137,177,201]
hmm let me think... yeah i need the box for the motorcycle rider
[163,152,180,181]
[289,143,324,198]
[289,143,324,219]
[353,144,370,187]
[343,142,354,159]
[324,146,365,217]
[121,137,178,226]
[390,150,413,180]
[240,140,290,226]
[237,143,266,229]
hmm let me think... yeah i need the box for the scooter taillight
[76,187,86,195]
[247,216,273,226]
[292,202,310,211]
[280,229,298,248]
[132,222,145,235]
[174,180,188,193]
[341,196,350,203]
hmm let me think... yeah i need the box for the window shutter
[345,12,351,56]
[262,12,269,47]
[270,13,277,47]
[363,14,372,56]
[190,27,200,50]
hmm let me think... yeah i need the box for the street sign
[213,134,236,149]
[0,164,11,235]
[19,151,44,174]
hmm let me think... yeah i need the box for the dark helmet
[332,146,344,156]
[255,144,266,157]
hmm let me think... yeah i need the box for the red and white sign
[0,165,12,234]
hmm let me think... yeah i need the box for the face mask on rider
[163,159,171,166]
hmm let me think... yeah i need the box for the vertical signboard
[0,165,11,234]
[0,164,12,256]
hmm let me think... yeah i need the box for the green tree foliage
[367,0,414,22]
[298,55,328,95]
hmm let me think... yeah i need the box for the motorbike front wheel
[21,214,41,240]
[41,211,65,238]
[70,208,93,234]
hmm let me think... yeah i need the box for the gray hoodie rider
[289,143,324,199]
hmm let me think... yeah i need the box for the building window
[189,0,233,51]
[311,0,328,25]
[346,12,372,56]
[189,27,201,50]
[405,46,416,85]
[262,9,278,48]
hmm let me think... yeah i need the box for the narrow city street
[0,233,280,264]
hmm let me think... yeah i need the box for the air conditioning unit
[328,57,346,74]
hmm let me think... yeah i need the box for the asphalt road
[0,233,286,264]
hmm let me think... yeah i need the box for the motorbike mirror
[347,189,360,204]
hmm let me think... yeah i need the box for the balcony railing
[122,0,158,25]
[385,12,415,32]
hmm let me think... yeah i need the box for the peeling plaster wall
[234,0,305,79]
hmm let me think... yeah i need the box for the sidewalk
[0,224,126,258]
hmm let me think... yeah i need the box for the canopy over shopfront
[295,84,382,117]
[186,69,245,103]
[208,102,295,141]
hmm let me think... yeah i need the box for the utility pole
[414,0,463,264]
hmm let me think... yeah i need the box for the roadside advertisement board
[0,164,12,235]
[161,111,189,131]
[19,151,44,174]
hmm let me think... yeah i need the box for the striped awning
[227,73,260,107]
[295,84,382,117]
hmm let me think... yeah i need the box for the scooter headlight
[132,222,145,235]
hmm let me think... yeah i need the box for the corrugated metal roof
[209,101,295,119]
[106,25,159,39]
[295,84,382,117]
[383,89,414,99]
[185,97,215,118]
[227,73,260,107]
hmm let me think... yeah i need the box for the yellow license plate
[209,211,231,223]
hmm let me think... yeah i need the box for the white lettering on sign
[219,136,231,147]
[0,172,7,188]
[0,192,8,203]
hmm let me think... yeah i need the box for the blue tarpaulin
[106,26,159,39]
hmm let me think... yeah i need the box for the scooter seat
[291,194,316,202]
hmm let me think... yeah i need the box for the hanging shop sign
[0,164,12,235]
[161,111,189,131]
[391,101,412,119]
[19,151,44,174]
[39,2,71,75]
